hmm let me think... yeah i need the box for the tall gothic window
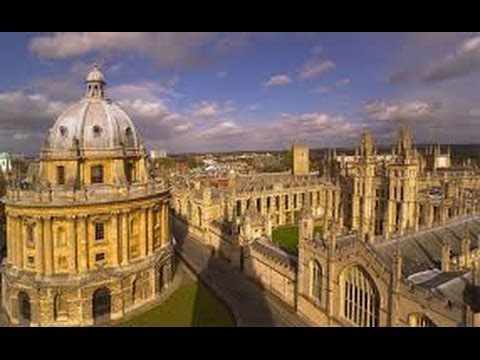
[342,265,380,327]
[197,207,203,227]
[236,200,242,216]
[309,260,322,303]
[408,313,436,327]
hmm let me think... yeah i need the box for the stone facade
[1,66,173,326]
[172,126,480,327]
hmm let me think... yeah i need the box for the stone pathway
[175,233,310,327]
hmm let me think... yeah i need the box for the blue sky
[1,32,480,154]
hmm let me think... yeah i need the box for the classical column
[37,217,45,274]
[18,217,24,269]
[6,215,13,265]
[43,216,53,275]
[68,216,77,273]
[110,212,119,266]
[147,208,153,255]
[77,215,88,272]
[163,203,169,246]
[140,208,147,258]
[121,211,129,265]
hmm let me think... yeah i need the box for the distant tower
[352,129,377,243]
[385,125,420,238]
[292,142,310,176]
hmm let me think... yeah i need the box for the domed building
[1,65,174,326]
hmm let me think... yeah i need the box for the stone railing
[5,180,169,205]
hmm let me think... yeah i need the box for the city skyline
[1,32,480,155]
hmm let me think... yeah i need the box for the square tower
[293,143,309,176]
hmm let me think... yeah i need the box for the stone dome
[41,65,143,156]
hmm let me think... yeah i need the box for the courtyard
[116,273,235,327]
[272,224,323,254]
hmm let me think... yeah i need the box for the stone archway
[92,287,111,325]
[18,291,31,326]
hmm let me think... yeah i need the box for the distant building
[0,152,12,173]
[150,149,167,159]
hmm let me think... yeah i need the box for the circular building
[1,65,174,326]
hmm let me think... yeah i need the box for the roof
[374,215,480,277]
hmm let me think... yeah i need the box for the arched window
[309,260,322,303]
[341,265,380,327]
[187,202,192,220]
[198,207,202,227]
[408,313,436,327]
[54,293,68,321]
[132,278,140,304]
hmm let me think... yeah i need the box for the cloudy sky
[1,32,479,155]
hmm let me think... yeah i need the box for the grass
[272,226,299,253]
[117,277,235,327]
[272,225,323,254]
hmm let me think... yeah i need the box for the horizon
[1,32,480,154]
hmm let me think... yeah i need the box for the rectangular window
[266,197,271,211]
[95,222,105,241]
[293,194,298,208]
[95,253,106,262]
[28,256,35,266]
[256,198,261,212]
[275,196,280,211]
[236,200,242,216]
[285,195,289,210]
[57,166,65,185]
[91,165,104,184]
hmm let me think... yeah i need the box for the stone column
[6,215,13,265]
[163,203,170,246]
[121,211,129,265]
[44,216,53,275]
[140,208,147,258]
[147,208,153,255]
[68,216,77,273]
[77,215,88,272]
[110,212,119,266]
[37,217,45,274]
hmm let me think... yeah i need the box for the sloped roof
[374,216,480,277]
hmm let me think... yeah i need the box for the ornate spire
[85,63,106,99]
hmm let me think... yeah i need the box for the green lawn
[272,225,323,254]
[272,226,299,253]
[117,278,235,327]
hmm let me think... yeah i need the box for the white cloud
[363,99,435,121]
[423,34,480,82]
[188,100,236,118]
[299,59,335,80]
[264,74,292,87]
[197,120,247,139]
[28,32,217,68]
[216,71,227,78]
